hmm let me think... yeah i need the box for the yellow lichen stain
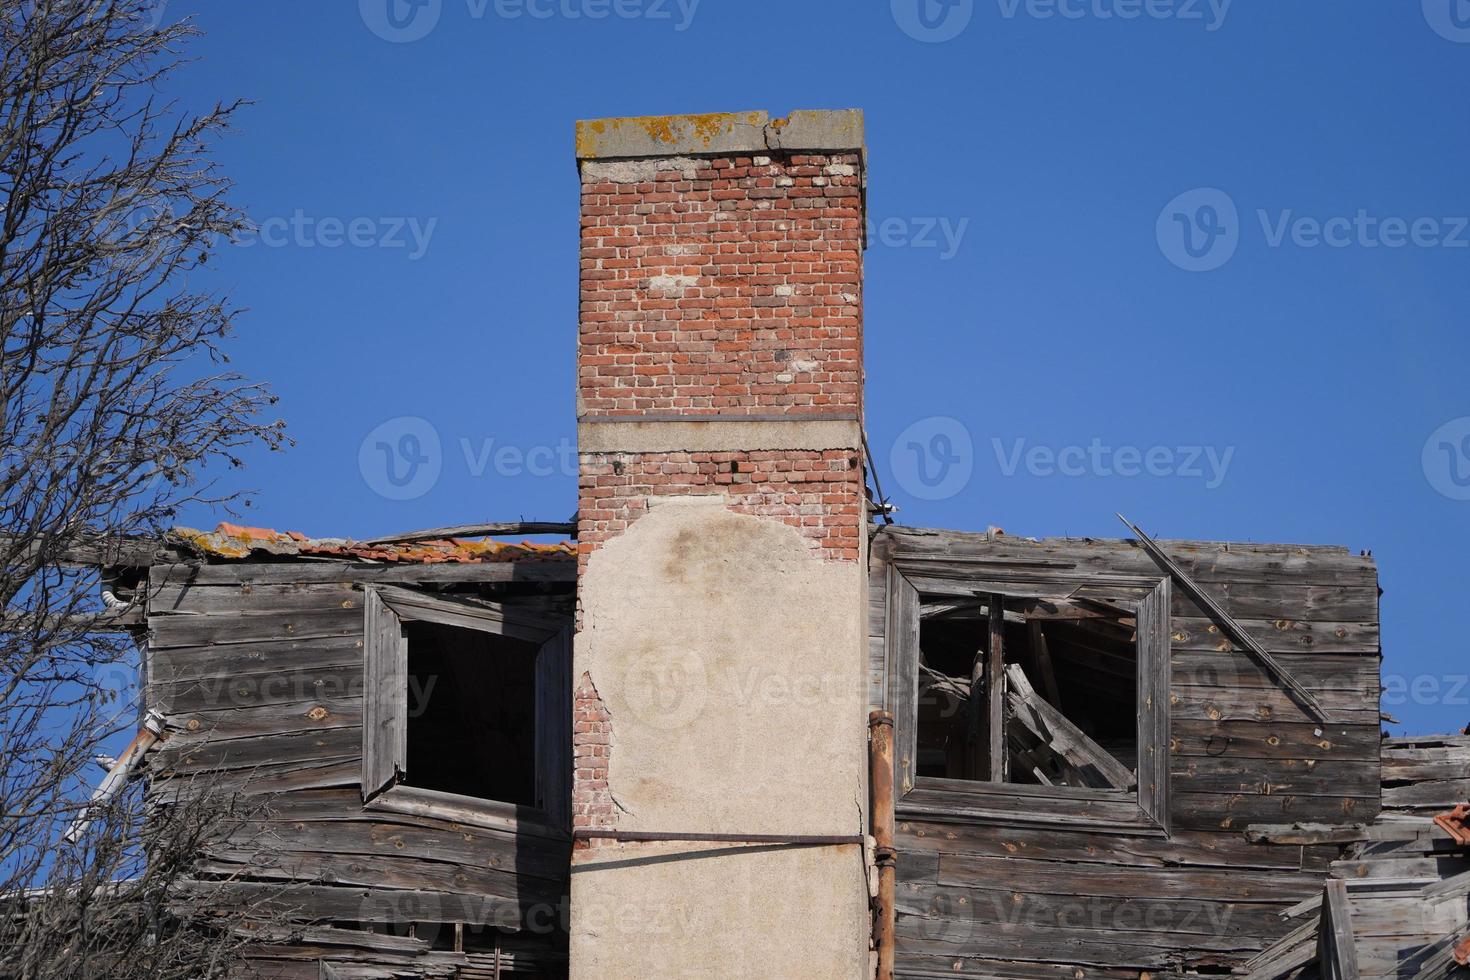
[578,111,763,158]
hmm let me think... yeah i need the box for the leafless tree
[0,2,289,975]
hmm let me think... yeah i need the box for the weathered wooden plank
[897,820,1311,870]
[152,727,363,773]
[148,607,362,648]
[148,756,361,799]
[372,585,565,643]
[148,578,363,616]
[1383,778,1470,808]
[151,661,362,713]
[889,566,920,794]
[161,697,361,741]
[1171,686,1379,725]
[1172,759,1381,798]
[894,912,1269,968]
[196,848,558,907]
[1004,663,1135,790]
[146,635,364,685]
[1172,790,1379,831]
[1170,583,1379,623]
[1171,652,1381,691]
[1139,577,1171,827]
[1169,617,1379,656]
[362,589,405,799]
[210,816,564,887]
[1317,879,1360,980]
[176,879,549,929]
[150,560,575,586]
[879,527,1377,586]
[534,627,572,827]
[220,817,569,883]
[1171,720,1381,761]
[892,953,1165,980]
[933,853,1319,903]
[896,882,1291,940]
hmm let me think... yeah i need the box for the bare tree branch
[0,3,290,975]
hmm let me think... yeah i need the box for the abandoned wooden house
[72,110,1470,979]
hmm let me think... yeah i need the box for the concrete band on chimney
[574,108,866,165]
[569,110,872,978]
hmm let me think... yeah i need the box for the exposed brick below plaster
[577,449,864,573]
[572,671,617,842]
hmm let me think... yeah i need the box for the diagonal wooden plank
[1117,513,1331,725]
[1318,878,1361,980]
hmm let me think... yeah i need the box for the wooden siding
[869,526,1384,978]
[143,563,572,977]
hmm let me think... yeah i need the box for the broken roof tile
[168,523,574,565]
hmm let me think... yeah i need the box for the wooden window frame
[886,557,1172,835]
[361,585,572,838]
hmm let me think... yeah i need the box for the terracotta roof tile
[168,523,574,564]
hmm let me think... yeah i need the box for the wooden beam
[1027,620,1062,709]
[1118,513,1332,724]
[359,522,576,546]
[1317,879,1360,980]
[987,596,1007,782]
[0,532,180,568]
[1004,663,1136,791]
[1,606,145,633]
[965,604,989,781]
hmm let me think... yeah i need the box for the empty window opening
[916,596,1139,791]
[402,620,538,806]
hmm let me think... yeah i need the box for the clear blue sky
[161,1,1470,735]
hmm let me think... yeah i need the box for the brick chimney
[570,111,870,979]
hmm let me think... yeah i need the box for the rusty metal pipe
[870,710,896,980]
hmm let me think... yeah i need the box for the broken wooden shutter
[1136,577,1171,828]
[363,588,408,800]
[888,567,920,796]
[535,626,573,826]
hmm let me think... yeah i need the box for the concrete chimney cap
[574,109,865,163]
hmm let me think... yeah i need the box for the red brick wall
[571,672,614,842]
[577,450,864,566]
[577,152,864,419]
[573,145,867,839]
